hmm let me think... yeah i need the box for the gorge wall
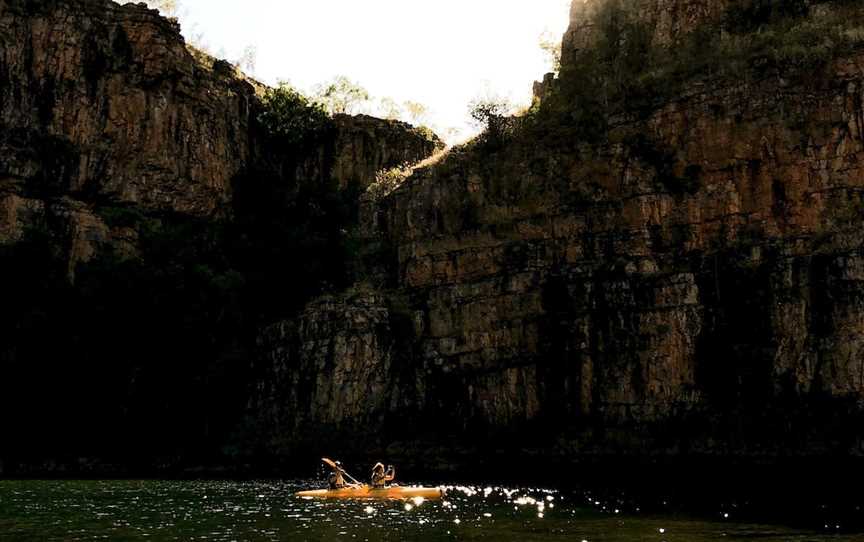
[3,0,864,475]
[563,0,733,56]
[0,0,439,270]
[256,0,864,466]
[0,0,439,473]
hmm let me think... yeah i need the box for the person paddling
[322,457,364,489]
[327,460,347,489]
[371,462,395,488]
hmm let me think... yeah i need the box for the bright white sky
[173,0,572,142]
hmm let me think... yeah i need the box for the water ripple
[0,480,859,541]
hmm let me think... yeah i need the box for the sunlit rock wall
[562,0,734,61]
[0,0,440,274]
[0,0,256,217]
[257,0,864,460]
[331,115,443,191]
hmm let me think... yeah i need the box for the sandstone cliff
[3,0,864,474]
[0,0,255,217]
[256,0,864,462]
[0,0,440,273]
[563,0,733,57]
[0,0,440,472]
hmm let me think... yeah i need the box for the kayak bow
[296,485,443,500]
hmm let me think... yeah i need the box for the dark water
[0,479,859,541]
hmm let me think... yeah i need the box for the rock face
[255,289,400,452]
[0,0,256,217]
[4,0,864,470]
[0,192,44,243]
[0,0,439,269]
[0,0,443,473]
[331,115,443,191]
[257,0,864,460]
[563,0,733,58]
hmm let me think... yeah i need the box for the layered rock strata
[258,0,864,459]
[0,0,439,271]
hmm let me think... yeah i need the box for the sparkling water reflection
[0,480,859,541]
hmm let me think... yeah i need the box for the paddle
[322,457,364,487]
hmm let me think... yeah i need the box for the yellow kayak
[295,485,443,500]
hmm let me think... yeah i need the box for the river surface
[0,479,860,541]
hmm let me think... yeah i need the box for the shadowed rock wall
[0,0,441,474]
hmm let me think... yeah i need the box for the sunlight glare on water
[0,480,860,541]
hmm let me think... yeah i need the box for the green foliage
[539,30,562,73]
[371,97,436,129]
[366,164,413,202]
[402,100,429,126]
[468,94,515,146]
[234,45,256,74]
[257,82,331,148]
[415,125,438,142]
[377,97,402,120]
[313,76,370,116]
[468,96,511,128]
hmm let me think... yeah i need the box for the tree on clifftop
[313,76,371,116]
[257,82,331,148]
[234,45,257,75]
[468,93,513,134]
[403,101,430,127]
[539,30,562,73]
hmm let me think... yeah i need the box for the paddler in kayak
[371,462,396,488]
[328,460,347,489]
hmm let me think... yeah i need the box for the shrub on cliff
[257,83,331,148]
[468,94,516,146]
[366,164,413,202]
[539,30,562,73]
